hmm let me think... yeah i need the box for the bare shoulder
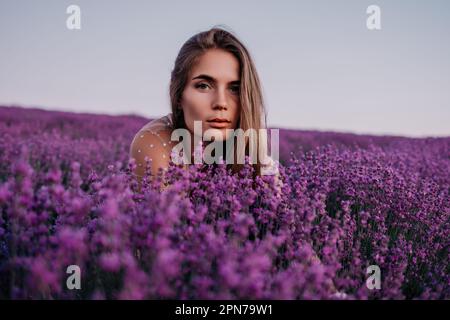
[129,127,175,178]
[138,114,174,134]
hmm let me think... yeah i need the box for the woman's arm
[129,130,172,189]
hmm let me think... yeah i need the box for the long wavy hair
[169,26,268,177]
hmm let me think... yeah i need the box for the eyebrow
[192,74,240,84]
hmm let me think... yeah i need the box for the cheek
[182,90,209,118]
[181,90,205,134]
[231,106,241,127]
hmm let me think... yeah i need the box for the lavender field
[0,105,448,299]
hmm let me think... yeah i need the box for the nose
[212,87,228,111]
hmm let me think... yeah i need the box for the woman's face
[181,48,241,142]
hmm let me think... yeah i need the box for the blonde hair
[169,26,268,177]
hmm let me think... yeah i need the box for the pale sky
[0,0,449,137]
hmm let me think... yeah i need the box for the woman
[129,27,280,190]
[128,27,346,297]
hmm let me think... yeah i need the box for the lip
[206,118,230,129]
[207,121,230,129]
[207,118,230,123]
